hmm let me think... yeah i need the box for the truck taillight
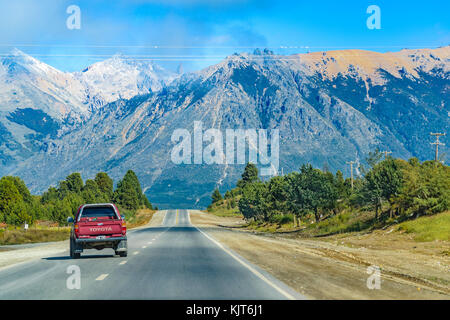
[74,224,79,233]
[122,221,126,234]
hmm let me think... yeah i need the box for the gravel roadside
[190,211,450,300]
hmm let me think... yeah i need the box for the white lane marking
[189,212,296,300]
[142,245,147,249]
[148,241,152,244]
[133,251,139,255]
[96,274,109,281]
[187,210,192,225]
[152,238,156,240]
[119,261,127,265]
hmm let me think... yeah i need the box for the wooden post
[346,161,355,190]
[430,133,445,164]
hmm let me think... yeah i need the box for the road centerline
[96,274,109,281]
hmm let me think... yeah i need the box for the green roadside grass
[244,211,450,242]
[396,211,450,242]
[125,208,155,229]
[206,200,243,217]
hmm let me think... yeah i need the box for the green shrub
[269,214,294,225]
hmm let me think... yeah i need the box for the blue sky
[0,0,448,72]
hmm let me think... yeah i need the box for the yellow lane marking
[96,274,109,281]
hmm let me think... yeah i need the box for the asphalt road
[0,210,302,300]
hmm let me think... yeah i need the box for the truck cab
[67,203,128,259]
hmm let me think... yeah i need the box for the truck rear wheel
[70,239,81,259]
[119,251,127,257]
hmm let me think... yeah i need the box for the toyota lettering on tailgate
[89,226,113,232]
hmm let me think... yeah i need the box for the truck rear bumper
[75,236,127,243]
[74,236,127,252]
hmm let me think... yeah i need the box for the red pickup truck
[67,203,128,259]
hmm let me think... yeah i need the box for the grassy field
[0,227,70,245]
[206,199,242,217]
[397,211,450,242]
[243,211,450,242]
[125,208,155,229]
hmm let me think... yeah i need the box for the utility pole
[346,161,355,190]
[381,150,392,159]
[430,133,445,164]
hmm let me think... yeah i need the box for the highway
[0,210,302,300]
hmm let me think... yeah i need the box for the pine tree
[113,178,140,211]
[0,177,31,225]
[65,173,84,193]
[211,188,223,204]
[82,179,108,203]
[118,170,152,209]
[237,163,259,189]
[95,172,114,201]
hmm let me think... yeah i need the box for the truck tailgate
[78,220,122,236]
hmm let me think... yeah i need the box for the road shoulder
[0,240,68,272]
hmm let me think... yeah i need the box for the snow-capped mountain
[0,49,177,174]
[74,54,177,105]
[10,46,449,209]
[0,49,88,172]
[0,48,88,118]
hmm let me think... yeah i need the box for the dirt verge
[190,211,450,299]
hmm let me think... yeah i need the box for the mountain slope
[9,47,450,208]
[0,49,89,172]
[0,50,176,174]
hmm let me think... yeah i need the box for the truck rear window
[80,206,117,219]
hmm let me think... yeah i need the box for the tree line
[210,152,449,226]
[0,170,152,226]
